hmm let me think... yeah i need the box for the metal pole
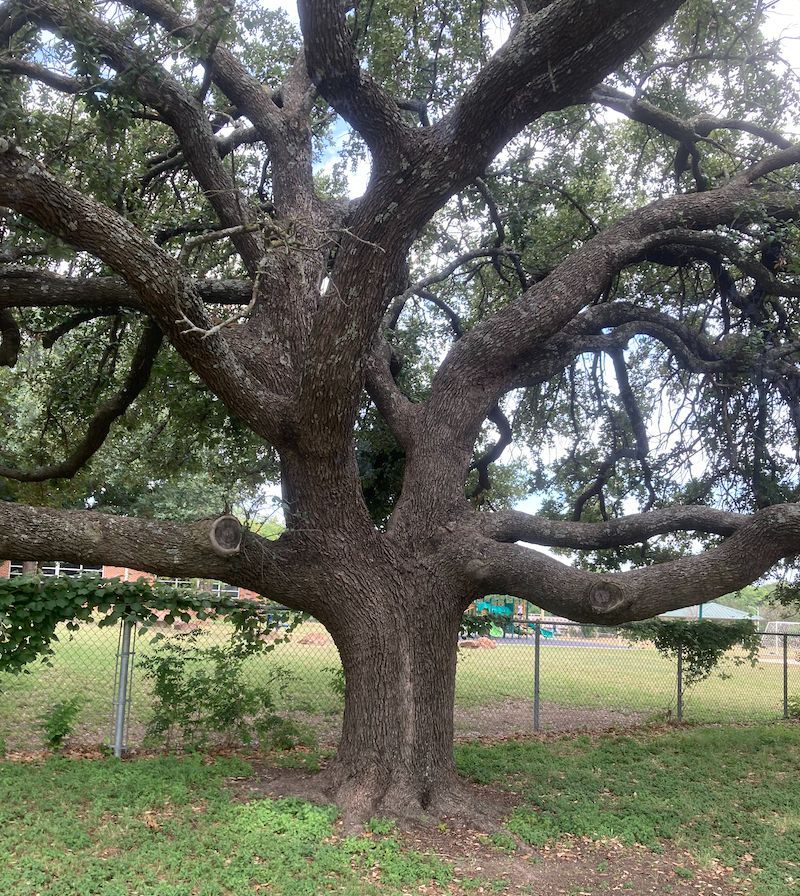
[112,617,135,758]
[533,621,541,732]
[677,642,683,723]
[784,634,789,720]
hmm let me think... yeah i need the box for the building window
[9,561,103,577]
[155,577,240,598]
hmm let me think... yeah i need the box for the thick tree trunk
[320,576,465,822]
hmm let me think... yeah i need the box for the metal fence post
[111,617,136,758]
[533,621,541,731]
[784,634,789,720]
[676,641,683,723]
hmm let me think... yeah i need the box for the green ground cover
[0,755,456,896]
[0,724,796,895]
[457,723,800,896]
[0,622,797,750]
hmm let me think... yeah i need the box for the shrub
[623,619,761,688]
[139,633,300,749]
[39,696,84,750]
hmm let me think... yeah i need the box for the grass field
[0,724,797,895]
[458,723,800,896]
[0,621,798,751]
[0,755,456,896]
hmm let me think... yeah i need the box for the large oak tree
[1,0,800,819]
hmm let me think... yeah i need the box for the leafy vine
[0,574,302,673]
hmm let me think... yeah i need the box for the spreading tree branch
[0,269,253,311]
[430,160,800,438]
[0,320,163,481]
[480,504,749,547]
[0,55,98,94]
[16,0,263,272]
[434,0,686,171]
[455,503,800,623]
[0,142,290,443]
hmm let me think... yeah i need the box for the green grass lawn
[0,621,797,751]
[0,724,797,895]
[0,755,455,896]
[456,722,800,896]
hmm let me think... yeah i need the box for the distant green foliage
[459,614,506,639]
[623,619,760,687]
[39,696,84,750]
[772,580,800,616]
[0,574,304,674]
[788,694,800,720]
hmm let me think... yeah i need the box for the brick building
[0,559,259,600]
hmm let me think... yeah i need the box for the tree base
[230,760,519,832]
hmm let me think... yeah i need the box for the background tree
[1,0,800,820]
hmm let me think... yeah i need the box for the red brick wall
[0,560,9,579]
[101,566,155,583]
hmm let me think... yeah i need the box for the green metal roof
[661,602,759,620]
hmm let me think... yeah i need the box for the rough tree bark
[1,0,800,821]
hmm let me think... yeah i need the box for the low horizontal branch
[0,500,300,602]
[458,503,800,623]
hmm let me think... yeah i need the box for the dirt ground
[401,820,746,896]
[288,699,648,748]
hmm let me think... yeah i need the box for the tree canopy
[1,0,800,819]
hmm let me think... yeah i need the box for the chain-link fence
[0,618,797,753]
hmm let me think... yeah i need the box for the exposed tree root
[230,760,520,832]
